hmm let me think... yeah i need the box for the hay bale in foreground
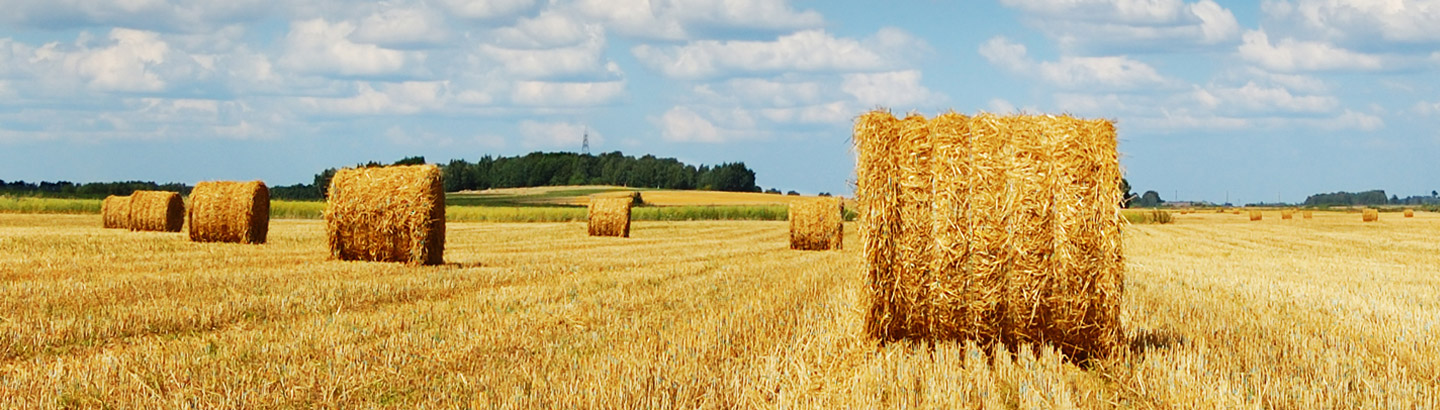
[102,195,130,229]
[1303,210,1314,219]
[188,180,269,244]
[1249,210,1262,221]
[855,110,1123,362]
[1362,208,1379,222]
[1404,209,1415,218]
[128,191,185,232]
[1281,209,1294,220]
[789,197,843,250]
[587,197,632,237]
[325,165,445,265]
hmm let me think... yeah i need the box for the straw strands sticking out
[587,197,632,237]
[854,110,1123,362]
[325,165,445,265]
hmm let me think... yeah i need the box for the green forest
[1,151,760,201]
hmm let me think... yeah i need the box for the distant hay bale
[1281,209,1294,220]
[789,197,843,250]
[187,180,269,244]
[1302,210,1313,219]
[128,191,184,232]
[587,197,632,237]
[325,165,445,265]
[1404,209,1414,218]
[102,195,130,229]
[1249,210,1262,221]
[1362,208,1379,222]
[1232,210,1242,215]
[855,110,1123,362]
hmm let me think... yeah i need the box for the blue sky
[0,0,1437,203]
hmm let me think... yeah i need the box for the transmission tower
[581,126,590,155]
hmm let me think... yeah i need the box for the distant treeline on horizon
[0,151,761,201]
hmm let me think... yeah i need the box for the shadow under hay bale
[789,197,843,250]
[128,191,184,232]
[188,180,270,244]
[325,165,445,265]
[855,110,1123,362]
[587,197,632,237]
[1362,208,1379,222]
[102,195,130,229]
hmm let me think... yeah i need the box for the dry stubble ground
[0,212,1437,408]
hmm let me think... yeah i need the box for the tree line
[2,151,759,201]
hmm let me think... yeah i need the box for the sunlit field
[1,212,1437,408]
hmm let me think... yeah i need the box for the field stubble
[0,211,1437,408]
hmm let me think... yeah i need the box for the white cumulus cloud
[632,29,921,79]
[511,81,625,106]
[1000,0,1241,53]
[280,18,415,77]
[1238,30,1384,72]
[573,0,823,40]
[350,7,450,49]
[980,36,1172,90]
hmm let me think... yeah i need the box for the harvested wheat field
[1,212,1438,408]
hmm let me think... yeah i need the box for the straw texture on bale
[1362,208,1379,222]
[102,195,130,229]
[188,180,269,244]
[788,197,843,250]
[1303,210,1313,219]
[855,110,1124,361]
[587,197,632,237]
[325,165,445,265]
[1404,209,1415,218]
[128,191,185,232]
[1249,210,1262,221]
[1281,209,1294,220]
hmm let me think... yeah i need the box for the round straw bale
[1281,209,1294,220]
[855,110,1124,362]
[587,197,632,237]
[188,180,269,244]
[325,165,445,265]
[128,191,185,232]
[788,197,843,250]
[102,195,130,229]
[1302,210,1313,219]
[1249,210,1262,221]
[1404,209,1414,218]
[1362,208,1379,222]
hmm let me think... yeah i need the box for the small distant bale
[325,165,445,265]
[188,180,270,244]
[128,191,185,232]
[1281,209,1294,220]
[1362,208,1379,222]
[1404,209,1414,218]
[588,197,632,237]
[102,195,131,229]
[789,197,843,250]
[1249,210,1262,221]
[1302,210,1313,219]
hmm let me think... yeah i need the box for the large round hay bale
[1362,208,1379,222]
[587,197,632,237]
[1302,210,1313,219]
[788,197,843,250]
[128,191,185,232]
[188,180,269,244]
[102,195,130,229]
[1281,209,1294,220]
[854,110,1124,362]
[325,165,445,265]
[1404,209,1414,218]
[1249,210,1262,221]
